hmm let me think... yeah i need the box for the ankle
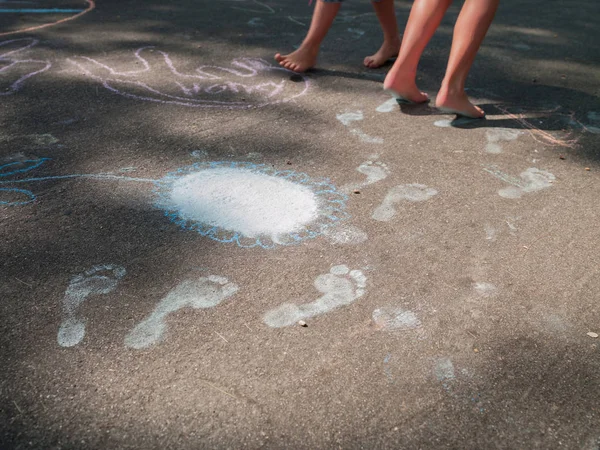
[439,78,466,96]
[382,34,401,46]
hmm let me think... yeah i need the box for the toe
[274,53,283,62]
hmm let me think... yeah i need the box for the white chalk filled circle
[155,162,349,248]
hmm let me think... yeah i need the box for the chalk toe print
[69,48,310,109]
[341,160,390,193]
[485,128,522,154]
[498,168,555,199]
[124,275,239,349]
[0,39,51,95]
[263,265,367,327]
[57,264,126,347]
[372,184,438,222]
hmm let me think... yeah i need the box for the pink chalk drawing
[0,38,51,95]
[68,47,311,109]
[0,1,95,37]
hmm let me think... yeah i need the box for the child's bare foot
[363,37,401,69]
[274,46,319,73]
[435,87,484,118]
[383,66,428,104]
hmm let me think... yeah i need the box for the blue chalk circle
[154,161,349,249]
[0,187,35,205]
[0,158,50,177]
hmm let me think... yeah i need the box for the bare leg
[436,0,500,118]
[363,0,401,68]
[274,1,341,73]
[383,0,453,103]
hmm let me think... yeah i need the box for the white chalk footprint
[498,168,555,199]
[263,265,366,327]
[372,184,438,222]
[485,128,522,154]
[124,275,239,349]
[57,264,126,347]
[341,160,390,193]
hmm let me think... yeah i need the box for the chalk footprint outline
[57,264,126,347]
[372,183,438,222]
[124,275,239,349]
[341,160,390,193]
[263,265,367,327]
[498,168,555,199]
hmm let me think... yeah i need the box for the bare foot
[363,38,401,69]
[274,46,319,73]
[436,88,484,118]
[383,65,428,104]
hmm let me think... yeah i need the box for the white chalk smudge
[433,117,477,128]
[372,184,438,222]
[337,111,364,126]
[376,98,398,113]
[341,160,390,193]
[347,28,365,39]
[322,224,368,245]
[351,129,384,144]
[57,264,126,347]
[473,282,496,297]
[434,358,455,382]
[485,128,521,154]
[337,111,383,144]
[384,354,394,383]
[247,17,263,27]
[372,307,421,331]
[512,43,531,51]
[484,223,497,241]
[167,167,318,240]
[125,275,239,349]
[263,265,366,327]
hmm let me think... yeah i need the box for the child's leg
[363,0,401,69]
[275,0,341,73]
[383,0,453,103]
[435,0,499,118]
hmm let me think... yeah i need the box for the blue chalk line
[0,8,84,13]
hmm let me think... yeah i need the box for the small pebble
[473,348,479,353]
[298,320,307,327]
[353,190,361,194]
[559,155,565,160]
[585,167,591,171]
[587,332,598,338]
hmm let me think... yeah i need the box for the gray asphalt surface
[1,0,600,448]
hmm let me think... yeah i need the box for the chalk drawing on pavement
[483,165,555,199]
[0,1,95,37]
[336,111,383,144]
[229,0,274,14]
[321,224,368,245]
[372,307,421,331]
[340,160,390,194]
[125,275,239,349]
[69,48,310,109]
[372,184,438,222]
[155,161,349,248]
[0,38,51,94]
[57,264,126,347]
[263,264,366,327]
[485,128,522,154]
[1,158,349,249]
